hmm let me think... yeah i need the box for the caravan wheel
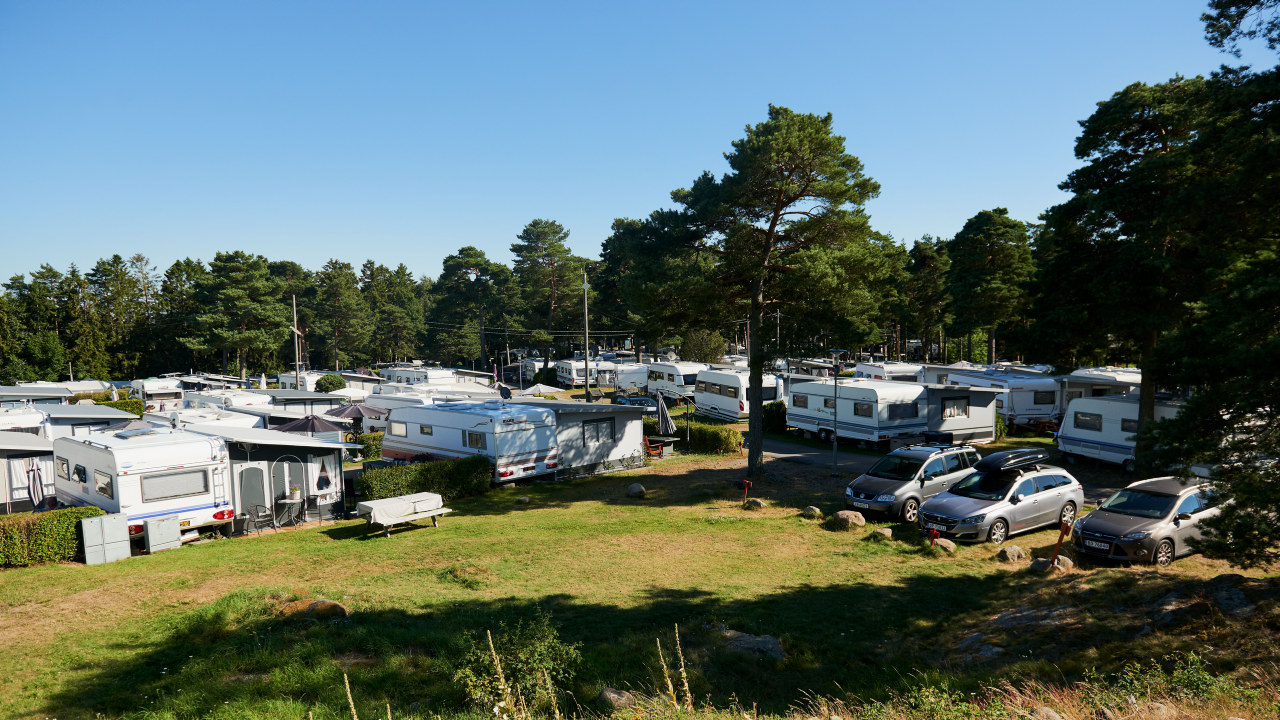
[1122,458,1136,473]
[818,429,832,443]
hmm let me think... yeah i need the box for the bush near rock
[829,510,865,530]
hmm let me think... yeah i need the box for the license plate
[851,501,869,509]
[179,520,191,527]
[1085,539,1109,550]
[925,522,946,532]
[523,466,535,472]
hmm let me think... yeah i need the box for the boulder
[830,510,865,530]
[1055,554,1075,571]
[722,629,786,660]
[516,496,530,504]
[957,632,984,650]
[872,527,893,540]
[1030,707,1063,720]
[1212,586,1256,617]
[1094,708,1120,720]
[934,538,957,554]
[801,505,823,519]
[597,687,636,711]
[1142,701,1176,719]
[281,598,349,618]
[1030,556,1072,573]
[743,498,766,511]
[626,483,646,498]
[996,545,1025,562]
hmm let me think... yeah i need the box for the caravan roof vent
[484,400,501,410]
[115,428,159,439]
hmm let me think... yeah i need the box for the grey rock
[1143,701,1175,719]
[1094,709,1120,720]
[934,537,957,553]
[1209,572,1245,589]
[974,644,1004,659]
[1030,707,1063,720]
[996,545,1025,562]
[626,483,646,498]
[957,632,984,650]
[801,505,823,519]
[1055,554,1075,571]
[831,510,865,530]
[991,605,1073,629]
[743,498,766,511]
[1213,586,1256,616]
[1030,556,1072,573]
[516,496,530,504]
[872,527,893,539]
[722,629,786,660]
[1135,624,1153,638]
[597,687,636,710]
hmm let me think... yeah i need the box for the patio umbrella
[324,404,385,419]
[274,415,345,434]
[517,383,561,396]
[655,395,677,436]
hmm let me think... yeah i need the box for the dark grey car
[1072,476,1220,566]
[844,444,981,522]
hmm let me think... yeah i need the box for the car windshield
[866,455,923,482]
[948,471,1013,501]
[1098,489,1176,519]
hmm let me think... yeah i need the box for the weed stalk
[673,624,693,711]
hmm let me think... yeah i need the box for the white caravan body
[1061,366,1141,403]
[130,378,185,412]
[945,369,1061,425]
[185,389,273,410]
[613,363,649,392]
[521,359,544,382]
[381,401,558,483]
[853,362,925,382]
[647,362,709,400]
[1056,395,1180,471]
[363,383,500,433]
[53,428,233,534]
[694,369,783,421]
[787,379,928,442]
[554,360,616,387]
[0,406,46,435]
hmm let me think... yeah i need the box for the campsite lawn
[1,452,1275,720]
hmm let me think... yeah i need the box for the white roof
[222,406,354,423]
[650,361,708,372]
[186,424,360,449]
[0,433,53,453]
[0,407,46,428]
[44,405,138,421]
[57,426,221,451]
[1068,367,1142,385]
[792,377,925,402]
[145,408,262,428]
[391,401,556,424]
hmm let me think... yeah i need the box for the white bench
[355,492,453,537]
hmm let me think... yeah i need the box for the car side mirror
[1178,512,1193,521]
[1013,493,1025,504]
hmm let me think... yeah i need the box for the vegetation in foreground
[0,453,1275,720]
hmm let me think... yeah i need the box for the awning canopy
[0,433,54,453]
[185,424,361,450]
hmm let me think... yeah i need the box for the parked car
[844,444,982,522]
[1071,477,1219,566]
[918,448,1084,544]
[613,394,659,415]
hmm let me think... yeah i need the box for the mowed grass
[0,454,1273,720]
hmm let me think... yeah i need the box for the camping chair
[643,437,663,459]
[245,505,276,535]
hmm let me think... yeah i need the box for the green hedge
[762,400,789,434]
[358,432,383,460]
[360,455,495,502]
[98,399,144,417]
[0,506,106,568]
[643,416,743,454]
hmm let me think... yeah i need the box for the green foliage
[358,431,383,461]
[181,251,290,378]
[0,505,105,567]
[946,208,1034,362]
[98,399,144,417]
[360,455,494,502]
[643,416,743,454]
[453,609,581,712]
[314,374,346,393]
[994,412,1008,441]
[678,329,727,364]
[761,400,789,434]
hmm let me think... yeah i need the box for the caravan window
[793,394,808,408]
[725,386,739,399]
[141,470,208,502]
[760,386,777,401]
[1033,391,1055,405]
[389,422,407,437]
[419,424,434,435]
[682,374,698,385]
[942,397,969,418]
[823,397,836,409]
[854,402,873,417]
[466,431,487,450]
[73,465,87,484]
[887,403,919,419]
[649,370,663,382]
[55,457,68,480]
[695,381,706,393]
[995,398,1004,409]
[667,373,675,382]
[583,417,615,444]
[94,470,113,500]
[1121,418,1139,433]
[1074,411,1103,432]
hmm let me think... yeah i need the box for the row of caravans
[786,378,1002,445]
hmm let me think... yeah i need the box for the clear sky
[0,1,1272,281]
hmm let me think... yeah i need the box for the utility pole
[583,271,591,402]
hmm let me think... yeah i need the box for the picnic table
[355,491,452,538]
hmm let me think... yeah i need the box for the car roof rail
[894,442,975,453]
[973,448,1051,472]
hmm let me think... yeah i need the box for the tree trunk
[747,276,767,480]
[988,327,995,365]
[1136,329,1158,466]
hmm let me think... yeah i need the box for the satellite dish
[666,351,677,362]
[170,411,180,429]
[499,385,512,401]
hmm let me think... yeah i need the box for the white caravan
[787,379,929,443]
[363,383,500,433]
[381,401,559,483]
[1062,366,1141,403]
[647,362,709,401]
[131,377,185,412]
[613,363,649,392]
[185,389,273,410]
[693,368,783,422]
[853,362,925,382]
[554,360,616,388]
[53,427,234,537]
[1056,395,1181,472]
[945,368,1061,427]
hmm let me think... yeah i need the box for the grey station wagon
[1072,476,1220,566]
[844,444,981,522]
[918,449,1084,544]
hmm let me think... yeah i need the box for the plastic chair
[245,505,276,535]
[643,437,662,459]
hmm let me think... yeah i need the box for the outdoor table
[276,498,304,528]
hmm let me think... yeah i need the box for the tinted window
[866,455,924,482]
[1034,475,1058,493]
[854,402,873,417]
[667,373,675,382]
[950,471,1014,501]
[944,453,964,473]
[887,403,919,419]
[823,397,836,409]
[760,387,777,401]
[793,394,808,408]
[1074,411,1103,431]
[1033,391,1055,405]
[466,431,487,450]
[1197,488,1220,509]
[419,425,433,435]
[55,457,69,480]
[725,386,739,399]
[1121,418,1139,433]
[583,417,615,444]
[94,470,113,500]
[695,381,706,392]
[963,450,981,467]
[1014,478,1037,498]
[682,374,698,385]
[142,470,207,502]
[1099,489,1176,519]
[1176,494,1202,516]
[921,458,945,478]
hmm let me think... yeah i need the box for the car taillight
[213,509,234,520]
[546,462,558,469]
[128,524,143,536]
[498,470,514,478]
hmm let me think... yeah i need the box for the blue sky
[0,1,1272,281]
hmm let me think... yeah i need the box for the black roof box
[974,448,1050,473]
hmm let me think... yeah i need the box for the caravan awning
[223,406,353,423]
[0,433,53,453]
[185,424,361,449]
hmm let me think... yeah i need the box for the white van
[693,368,783,421]
[647,362,709,401]
[381,401,560,483]
[53,427,235,537]
[1056,395,1181,472]
[787,379,929,443]
[946,368,1061,427]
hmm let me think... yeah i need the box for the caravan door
[237,462,272,520]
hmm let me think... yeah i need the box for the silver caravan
[945,368,1061,428]
[693,368,783,422]
[1056,395,1180,472]
[131,377,185,412]
[382,401,559,483]
[788,378,999,445]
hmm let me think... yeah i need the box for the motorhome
[53,427,235,537]
[1056,395,1180,472]
[693,368,783,422]
[852,362,925,382]
[554,359,616,388]
[381,401,559,483]
[131,377,185,412]
[787,379,1001,445]
[647,361,709,401]
[379,365,493,387]
[945,368,1061,428]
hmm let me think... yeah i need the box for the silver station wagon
[844,444,982,522]
[1071,477,1220,566]
[918,449,1084,544]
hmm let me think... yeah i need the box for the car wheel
[1122,458,1136,473]
[1063,453,1078,465]
[987,519,1009,545]
[1153,539,1175,567]
[1059,502,1077,526]
[901,498,919,523]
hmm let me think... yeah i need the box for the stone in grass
[830,510,865,530]
[1030,556,1072,573]
[743,498,766,511]
[870,527,893,540]
[801,505,823,519]
[996,545,1025,562]
[597,687,636,711]
[1030,707,1063,720]
[281,598,349,618]
[626,483,646,498]
[516,496,530,504]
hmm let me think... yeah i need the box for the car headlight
[960,514,986,524]
[844,487,854,496]
[1120,530,1151,541]
[874,494,896,502]
[1072,518,1085,532]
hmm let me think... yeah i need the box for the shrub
[762,400,788,434]
[358,431,383,460]
[643,416,742,454]
[995,412,1008,441]
[453,609,581,712]
[360,455,495,502]
[314,374,346,393]
[0,505,106,567]
[98,399,144,417]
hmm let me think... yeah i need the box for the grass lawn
[1,453,1275,720]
